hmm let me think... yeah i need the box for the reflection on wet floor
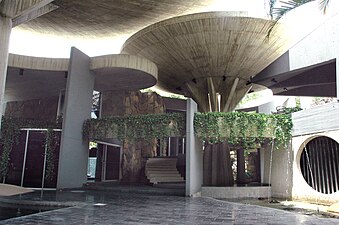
[0,188,338,224]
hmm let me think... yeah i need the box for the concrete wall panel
[292,102,339,136]
[57,47,94,188]
[288,9,339,70]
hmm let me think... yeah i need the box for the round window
[300,136,338,194]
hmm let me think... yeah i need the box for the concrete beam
[0,16,12,127]
[228,86,251,112]
[337,59,339,99]
[223,77,239,112]
[206,77,218,112]
[12,3,58,27]
[0,0,53,18]
[184,82,208,112]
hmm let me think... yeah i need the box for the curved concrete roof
[10,0,268,57]
[121,12,294,111]
[6,53,157,101]
[17,0,266,38]
[90,54,157,91]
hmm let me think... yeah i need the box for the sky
[9,0,268,58]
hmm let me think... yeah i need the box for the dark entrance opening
[90,143,121,182]
[0,129,61,188]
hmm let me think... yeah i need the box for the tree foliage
[194,111,293,149]
[266,0,331,38]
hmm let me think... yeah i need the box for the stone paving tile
[0,191,338,225]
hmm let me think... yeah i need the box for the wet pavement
[0,189,338,225]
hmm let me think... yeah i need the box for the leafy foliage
[44,129,61,181]
[84,111,293,151]
[276,106,302,114]
[267,0,313,38]
[83,113,186,142]
[270,0,314,20]
[266,0,331,38]
[0,117,61,179]
[194,112,293,149]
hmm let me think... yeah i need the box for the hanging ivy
[0,117,61,179]
[83,111,293,150]
[44,129,61,181]
[0,118,21,179]
[83,113,186,142]
[194,112,293,149]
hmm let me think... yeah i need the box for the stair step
[146,166,177,168]
[149,178,183,182]
[146,171,179,175]
[150,179,184,184]
[145,157,184,184]
[146,174,182,178]
[147,158,177,161]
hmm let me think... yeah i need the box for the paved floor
[0,190,338,225]
[0,184,33,196]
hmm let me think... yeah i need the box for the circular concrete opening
[300,136,338,194]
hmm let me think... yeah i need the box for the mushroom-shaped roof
[18,0,263,38]
[90,54,157,91]
[122,12,295,112]
[6,53,157,101]
[11,0,267,57]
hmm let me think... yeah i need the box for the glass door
[102,145,121,181]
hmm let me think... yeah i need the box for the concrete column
[336,59,339,99]
[57,47,95,188]
[0,16,12,127]
[185,99,203,196]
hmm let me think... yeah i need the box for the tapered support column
[336,59,339,99]
[57,47,95,188]
[186,99,203,196]
[0,16,12,127]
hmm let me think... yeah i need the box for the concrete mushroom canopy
[122,11,297,112]
[90,54,157,91]
[6,53,157,101]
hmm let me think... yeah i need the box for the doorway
[89,142,121,182]
[0,129,61,188]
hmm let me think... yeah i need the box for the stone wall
[101,90,165,183]
[101,90,165,117]
[4,97,59,121]
[100,91,126,117]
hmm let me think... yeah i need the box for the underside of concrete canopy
[252,57,336,97]
[16,0,259,39]
[0,0,58,27]
[5,53,157,102]
[121,10,325,112]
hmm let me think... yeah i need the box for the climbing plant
[194,111,293,149]
[44,129,61,181]
[84,111,293,150]
[83,113,186,142]
[0,117,61,180]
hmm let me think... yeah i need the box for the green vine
[0,117,61,180]
[194,112,293,149]
[83,113,186,142]
[84,111,293,150]
[0,118,21,179]
[44,129,60,181]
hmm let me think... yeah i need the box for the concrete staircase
[145,158,184,184]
